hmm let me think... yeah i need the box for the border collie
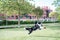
[25,21,42,34]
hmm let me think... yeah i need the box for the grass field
[0,23,60,40]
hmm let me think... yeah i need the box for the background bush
[0,20,60,26]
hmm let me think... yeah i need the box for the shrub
[0,20,60,26]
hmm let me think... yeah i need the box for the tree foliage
[49,12,58,17]
[52,0,60,21]
[33,7,43,19]
[0,0,33,16]
[52,0,60,6]
[0,0,34,26]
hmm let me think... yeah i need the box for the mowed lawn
[0,23,60,40]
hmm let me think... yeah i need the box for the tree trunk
[37,12,40,22]
[18,8,20,27]
[5,12,7,26]
[18,15,20,27]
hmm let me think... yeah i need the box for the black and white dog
[26,21,42,34]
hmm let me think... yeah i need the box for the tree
[52,0,60,6]
[0,0,8,25]
[33,7,43,22]
[52,0,60,12]
[52,0,60,13]
[52,0,60,21]
[49,12,58,18]
[0,0,33,27]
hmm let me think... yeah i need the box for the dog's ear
[35,21,37,24]
[38,22,41,24]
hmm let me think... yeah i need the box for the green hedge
[0,20,60,26]
[20,21,35,24]
[0,20,35,26]
[43,21,60,23]
[0,20,18,26]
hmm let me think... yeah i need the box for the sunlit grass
[0,23,60,40]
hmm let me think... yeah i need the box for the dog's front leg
[39,27,41,30]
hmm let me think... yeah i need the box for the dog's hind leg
[28,31,32,34]
[28,29,33,34]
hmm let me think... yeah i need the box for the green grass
[0,23,60,40]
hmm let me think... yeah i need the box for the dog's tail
[26,28,30,30]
